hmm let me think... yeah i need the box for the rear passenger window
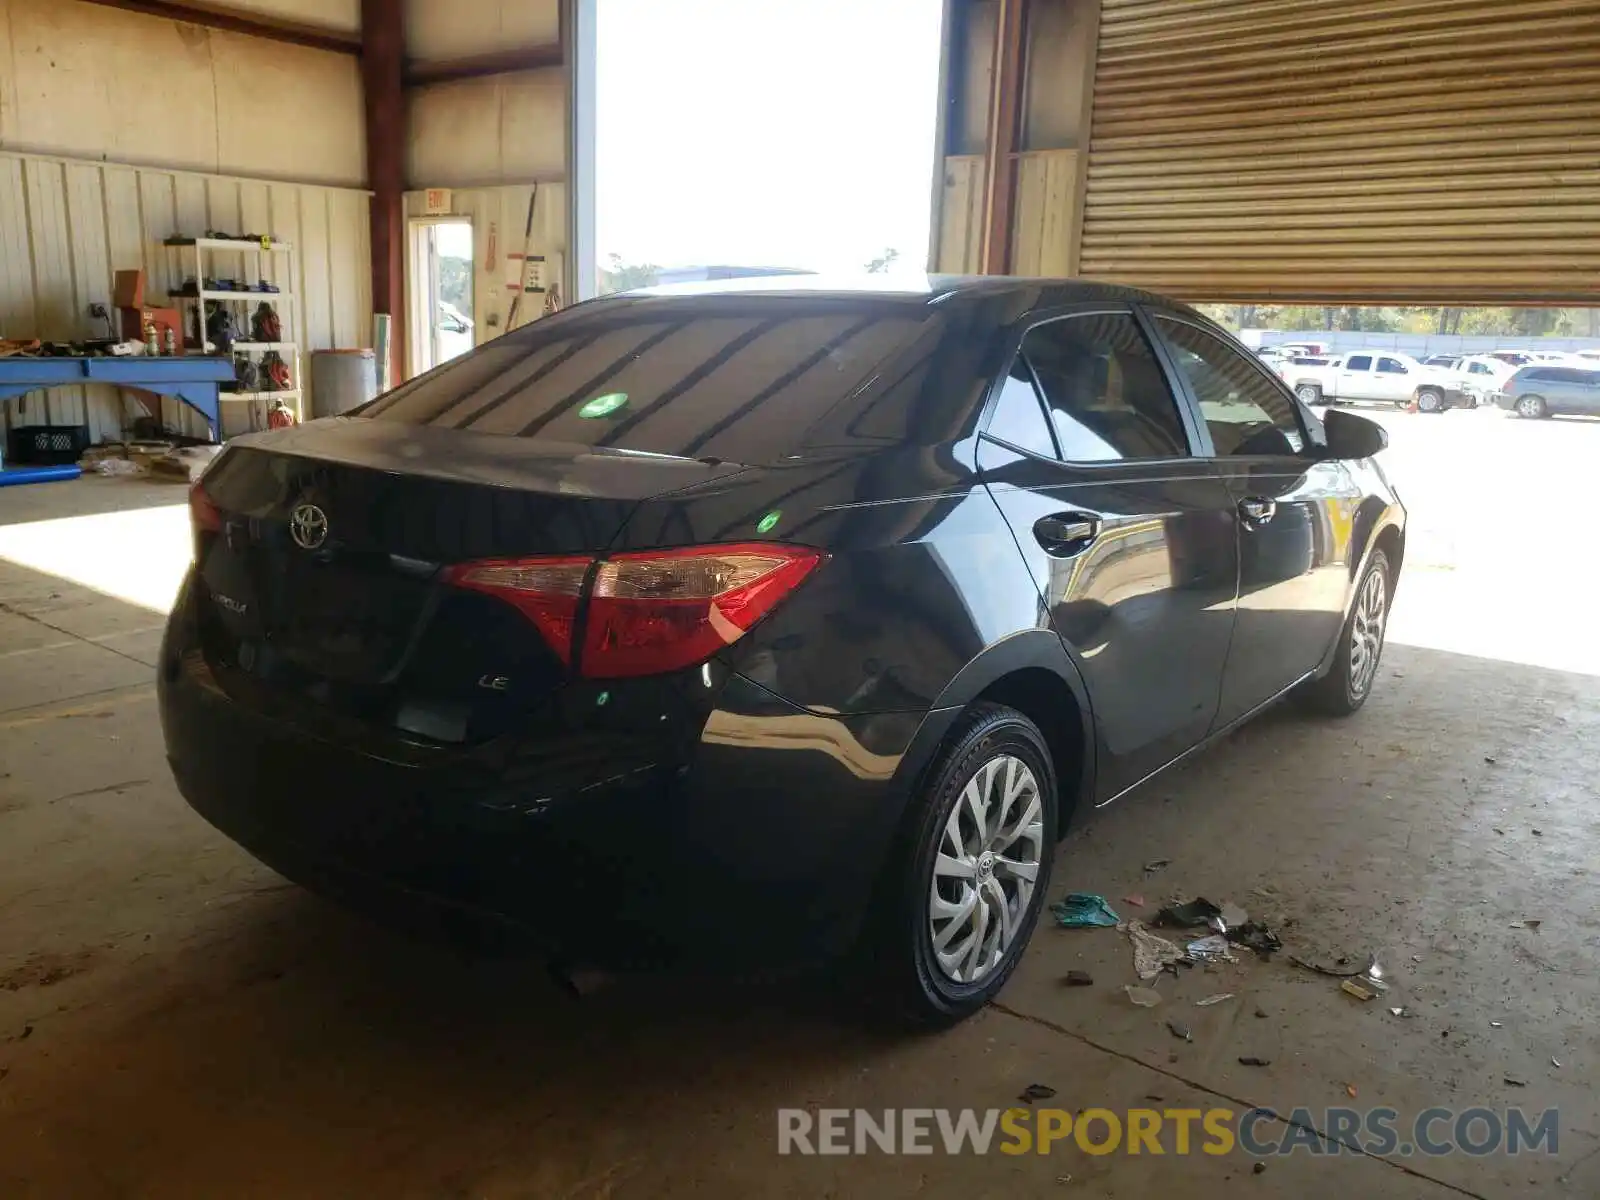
[1345,355,1373,371]
[1019,314,1191,461]
[984,363,1058,458]
[1156,318,1305,457]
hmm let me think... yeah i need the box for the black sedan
[160,277,1405,1023]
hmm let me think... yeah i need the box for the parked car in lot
[1496,364,1600,418]
[161,277,1405,1022]
[1285,351,1468,412]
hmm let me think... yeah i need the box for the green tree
[599,253,661,294]
[864,248,901,274]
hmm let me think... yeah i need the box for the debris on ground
[1220,902,1249,929]
[1290,954,1363,977]
[1052,894,1120,929]
[1490,1021,1503,1028]
[1122,893,1145,908]
[1341,980,1377,1001]
[1063,970,1094,987]
[1504,1078,1527,1088]
[1239,1056,1271,1067]
[1509,919,1542,931]
[1254,1008,1268,1019]
[1253,1162,1267,1175]
[1345,1084,1358,1098]
[1186,934,1237,965]
[1167,1019,1192,1042]
[1532,829,1544,837]
[1019,1083,1057,1103]
[1123,921,1185,980]
[1389,1007,1412,1018]
[1154,898,1223,930]
[1553,1058,1562,1068]
[1124,985,1163,1008]
[1143,859,1172,875]
[1484,755,1497,764]
[1196,993,1235,1007]
[1227,922,1283,957]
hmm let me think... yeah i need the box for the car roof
[627,273,1201,316]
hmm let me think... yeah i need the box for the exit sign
[423,188,453,215]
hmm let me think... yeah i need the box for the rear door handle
[1034,512,1100,556]
[1238,497,1277,527]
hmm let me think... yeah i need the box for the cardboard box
[113,269,147,309]
[118,305,185,354]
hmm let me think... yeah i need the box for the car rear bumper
[158,579,939,969]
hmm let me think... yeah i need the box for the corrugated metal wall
[1080,0,1600,303]
[402,183,566,375]
[0,150,372,442]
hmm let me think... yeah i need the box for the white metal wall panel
[402,183,567,369]
[1081,0,1600,303]
[0,150,374,444]
[0,0,364,187]
[934,156,986,274]
[1011,150,1079,277]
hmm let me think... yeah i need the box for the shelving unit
[163,237,302,428]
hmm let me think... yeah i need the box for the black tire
[1415,388,1444,413]
[867,702,1058,1026]
[1304,550,1391,717]
[1294,383,1323,406]
[1515,394,1548,419]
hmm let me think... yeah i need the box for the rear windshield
[360,299,927,463]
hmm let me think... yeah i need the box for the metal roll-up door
[1079,0,1600,304]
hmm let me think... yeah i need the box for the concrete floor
[1,409,1596,1198]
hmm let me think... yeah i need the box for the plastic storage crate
[7,424,91,466]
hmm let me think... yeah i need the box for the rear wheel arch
[897,631,1095,837]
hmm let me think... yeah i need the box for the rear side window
[1345,355,1373,371]
[361,303,924,463]
[984,363,1058,458]
[1019,313,1191,461]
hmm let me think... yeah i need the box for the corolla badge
[289,502,329,550]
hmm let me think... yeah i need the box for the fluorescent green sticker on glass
[579,392,629,418]
[756,510,781,534]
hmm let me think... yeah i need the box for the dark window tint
[984,363,1057,458]
[1345,354,1373,371]
[1377,357,1407,374]
[1524,369,1553,382]
[1020,313,1189,461]
[360,302,923,463]
[1156,318,1304,457]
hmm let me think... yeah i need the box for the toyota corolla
[160,277,1404,1023]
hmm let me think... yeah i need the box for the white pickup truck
[1284,351,1470,413]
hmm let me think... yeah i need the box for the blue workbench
[0,356,236,440]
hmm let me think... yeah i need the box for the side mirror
[1322,408,1388,459]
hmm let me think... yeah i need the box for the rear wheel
[869,703,1057,1025]
[1294,383,1323,406]
[1415,388,1444,413]
[1516,394,1548,419]
[1304,550,1391,717]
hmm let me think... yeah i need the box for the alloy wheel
[1349,566,1388,698]
[927,754,1045,984]
[1517,396,1544,418]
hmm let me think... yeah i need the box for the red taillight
[442,544,823,678]
[440,556,592,666]
[188,481,222,560]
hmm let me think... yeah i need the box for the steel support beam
[980,0,1029,275]
[76,0,359,54]
[405,44,563,88]
[362,0,405,384]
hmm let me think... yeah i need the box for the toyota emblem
[289,502,329,550]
